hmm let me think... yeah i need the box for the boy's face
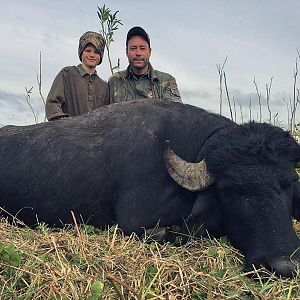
[82,44,101,68]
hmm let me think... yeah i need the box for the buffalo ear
[292,181,300,221]
[187,188,224,237]
[187,188,217,221]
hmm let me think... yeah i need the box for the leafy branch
[97,4,123,74]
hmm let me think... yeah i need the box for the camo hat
[78,31,105,65]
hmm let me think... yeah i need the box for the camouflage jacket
[46,64,108,121]
[107,64,182,104]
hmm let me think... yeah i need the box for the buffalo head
[164,122,300,277]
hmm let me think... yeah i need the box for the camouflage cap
[126,26,150,48]
[78,31,105,65]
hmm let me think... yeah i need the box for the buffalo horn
[163,141,214,191]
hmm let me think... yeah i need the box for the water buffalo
[1,99,300,277]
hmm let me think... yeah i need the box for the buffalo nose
[268,258,300,278]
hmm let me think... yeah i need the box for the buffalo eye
[280,171,299,190]
[280,180,292,190]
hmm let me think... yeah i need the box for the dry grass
[0,218,300,300]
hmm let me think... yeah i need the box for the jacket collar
[76,64,97,77]
[123,63,159,82]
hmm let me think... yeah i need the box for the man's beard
[129,57,149,69]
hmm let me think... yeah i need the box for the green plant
[0,241,21,267]
[87,280,105,300]
[97,4,123,74]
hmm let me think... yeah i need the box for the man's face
[82,44,101,68]
[126,36,151,74]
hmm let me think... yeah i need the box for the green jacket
[107,64,182,104]
[46,64,108,121]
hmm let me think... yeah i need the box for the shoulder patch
[62,66,70,72]
[109,70,127,80]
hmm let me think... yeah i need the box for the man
[107,26,181,103]
[46,31,108,121]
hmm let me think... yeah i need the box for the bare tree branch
[238,99,244,124]
[291,58,299,132]
[25,87,38,124]
[232,96,237,122]
[223,72,234,121]
[36,51,46,122]
[265,77,273,124]
[216,56,227,115]
[253,77,262,123]
[249,95,252,121]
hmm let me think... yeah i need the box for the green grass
[0,218,299,299]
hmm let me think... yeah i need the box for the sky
[1,0,300,127]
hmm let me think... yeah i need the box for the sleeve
[162,76,182,103]
[104,85,110,105]
[107,76,120,104]
[106,79,114,104]
[45,71,69,121]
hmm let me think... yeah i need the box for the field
[0,218,300,299]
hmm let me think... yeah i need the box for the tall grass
[0,218,300,299]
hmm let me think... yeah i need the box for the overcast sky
[1,0,300,127]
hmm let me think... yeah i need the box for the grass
[0,218,300,299]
